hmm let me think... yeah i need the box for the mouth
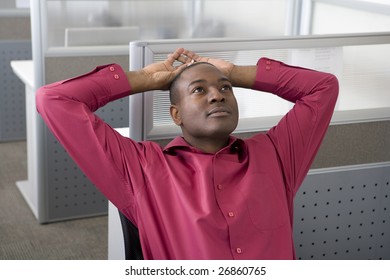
[207,107,231,117]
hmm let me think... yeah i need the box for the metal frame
[129,32,390,141]
[27,0,129,222]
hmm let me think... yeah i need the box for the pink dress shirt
[36,58,338,259]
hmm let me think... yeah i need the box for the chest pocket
[240,173,290,231]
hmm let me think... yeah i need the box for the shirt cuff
[94,64,132,101]
[252,57,280,93]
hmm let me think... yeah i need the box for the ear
[170,104,182,126]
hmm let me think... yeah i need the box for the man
[36,48,338,259]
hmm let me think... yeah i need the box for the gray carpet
[0,141,108,259]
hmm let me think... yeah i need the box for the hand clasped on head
[187,59,196,67]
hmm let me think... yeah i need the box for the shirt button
[266,66,271,70]
[109,66,115,72]
[114,74,120,80]
[236,248,242,254]
[228,212,235,217]
[266,60,271,65]
[217,184,223,190]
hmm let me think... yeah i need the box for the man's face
[170,63,239,142]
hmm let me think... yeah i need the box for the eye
[192,87,205,94]
[221,84,232,92]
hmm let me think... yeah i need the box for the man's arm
[185,51,338,195]
[254,58,339,196]
[35,48,191,213]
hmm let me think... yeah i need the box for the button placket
[213,154,243,258]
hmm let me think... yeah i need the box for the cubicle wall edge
[0,40,32,142]
[235,120,390,170]
[129,41,146,142]
[37,54,130,223]
[0,0,31,142]
[30,0,134,224]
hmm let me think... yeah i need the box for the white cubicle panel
[65,26,140,47]
[10,60,38,217]
[128,33,390,141]
[108,201,125,260]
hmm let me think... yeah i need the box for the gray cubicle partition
[39,55,129,222]
[114,35,390,259]
[26,0,134,223]
[295,163,390,260]
[0,7,31,142]
[0,40,32,141]
[41,98,128,221]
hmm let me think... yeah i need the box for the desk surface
[114,127,129,137]
[10,60,34,88]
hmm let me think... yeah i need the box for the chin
[208,126,237,138]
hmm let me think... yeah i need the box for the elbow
[35,84,61,116]
[35,85,49,114]
[325,73,339,102]
[329,74,339,93]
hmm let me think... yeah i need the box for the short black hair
[169,62,215,105]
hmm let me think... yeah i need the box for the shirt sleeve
[252,58,339,196]
[36,64,148,214]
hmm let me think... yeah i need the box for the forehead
[179,63,226,84]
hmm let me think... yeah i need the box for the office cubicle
[0,2,31,141]
[27,1,133,223]
[109,33,390,259]
[27,0,294,223]
[26,0,390,235]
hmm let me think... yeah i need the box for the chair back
[118,210,144,260]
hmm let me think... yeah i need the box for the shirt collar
[163,135,247,161]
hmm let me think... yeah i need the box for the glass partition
[300,0,390,35]
[0,0,19,9]
[129,33,390,140]
[0,0,29,10]
[42,0,290,50]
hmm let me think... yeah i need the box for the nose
[208,88,225,103]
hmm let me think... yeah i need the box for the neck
[183,134,230,154]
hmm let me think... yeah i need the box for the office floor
[0,140,108,259]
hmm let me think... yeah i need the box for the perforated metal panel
[0,40,32,141]
[95,98,128,125]
[294,163,390,260]
[46,138,108,220]
[44,97,129,222]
